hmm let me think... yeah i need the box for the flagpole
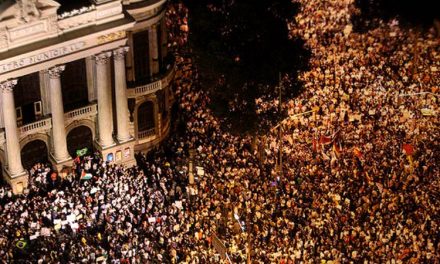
[271,109,317,131]
[278,72,283,178]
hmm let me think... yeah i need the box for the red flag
[319,135,332,145]
[312,138,317,152]
[402,144,414,156]
[353,147,363,159]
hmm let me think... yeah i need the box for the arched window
[66,126,93,158]
[137,101,155,132]
[21,140,48,169]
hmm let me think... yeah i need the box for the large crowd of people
[253,0,439,262]
[0,0,439,263]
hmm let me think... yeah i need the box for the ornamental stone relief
[0,79,18,93]
[16,0,41,24]
[0,30,7,50]
[113,46,129,61]
[97,31,126,45]
[94,52,112,65]
[48,65,66,79]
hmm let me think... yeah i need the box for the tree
[352,0,440,32]
[183,0,310,134]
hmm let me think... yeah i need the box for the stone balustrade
[64,104,98,125]
[138,128,156,139]
[127,66,175,98]
[18,118,52,140]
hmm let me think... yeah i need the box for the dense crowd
[0,0,439,263]
[252,0,439,262]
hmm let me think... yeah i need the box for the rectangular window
[34,101,42,116]
[61,59,89,112]
[16,107,22,121]
[133,30,150,83]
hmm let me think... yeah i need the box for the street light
[276,73,284,178]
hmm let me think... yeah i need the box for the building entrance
[20,140,48,169]
[66,126,93,158]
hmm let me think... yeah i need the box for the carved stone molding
[97,31,126,45]
[16,0,41,24]
[48,65,66,79]
[0,30,7,50]
[0,79,18,93]
[94,51,112,65]
[48,14,59,32]
[113,46,129,61]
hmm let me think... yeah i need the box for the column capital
[113,46,129,61]
[0,79,17,93]
[48,65,66,79]
[94,51,112,65]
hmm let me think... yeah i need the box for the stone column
[0,80,25,175]
[113,47,132,143]
[95,51,115,148]
[48,65,71,162]
[149,25,160,76]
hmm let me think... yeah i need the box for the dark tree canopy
[352,0,440,32]
[183,0,310,134]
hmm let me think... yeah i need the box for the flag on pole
[312,138,318,152]
[333,142,341,158]
[403,143,415,171]
[353,147,363,159]
[402,144,414,156]
[81,173,93,180]
[319,135,332,145]
[76,147,88,157]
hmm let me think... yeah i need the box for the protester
[0,0,439,263]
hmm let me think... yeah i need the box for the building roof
[56,0,93,15]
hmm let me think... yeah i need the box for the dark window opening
[61,59,89,112]
[137,101,155,132]
[21,140,48,169]
[133,30,150,84]
[66,126,93,158]
[14,72,41,125]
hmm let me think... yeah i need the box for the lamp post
[246,211,251,264]
[276,73,284,177]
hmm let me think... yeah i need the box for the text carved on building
[0,42,86,74]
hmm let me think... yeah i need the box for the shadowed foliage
[182,0,310,134]
[352,0,440,32]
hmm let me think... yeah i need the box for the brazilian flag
[16,239,27,249]
[76,147,88,157]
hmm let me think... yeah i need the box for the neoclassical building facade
[0,0,175,193]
